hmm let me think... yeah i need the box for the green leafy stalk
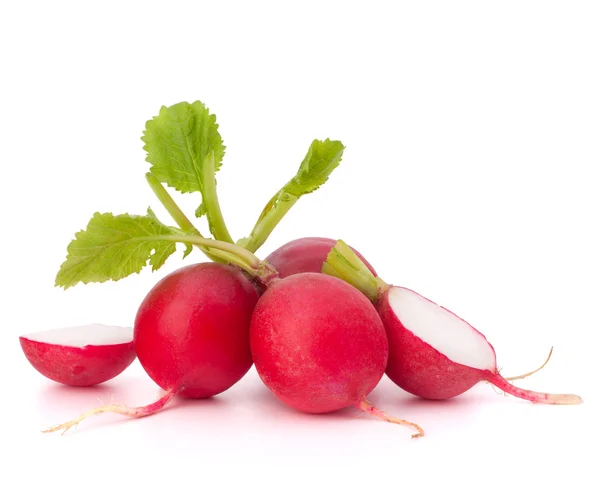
[202,151,233,243]
[55,212,276,290]
[323,240,389,303]
[239,138,345,253]
[145,172,225,264]
[141,101,233,242]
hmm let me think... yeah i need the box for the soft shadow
[244,380,365,424]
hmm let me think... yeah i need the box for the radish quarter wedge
[20,324,136,386]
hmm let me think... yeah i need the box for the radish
[19,324,136,387]
[134,262,259,399]
[323,240,583,405]
[45,234,422,437]
[250,272,423,438]
[265,237,377,278]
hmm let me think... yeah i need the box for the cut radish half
[323,239,583,406]
[379,287,582,404]
[20,324,136,387]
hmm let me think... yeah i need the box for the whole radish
[134,262,259,399]
[250,272,423,437]
[265,237,377,278]
[323,240,583,405]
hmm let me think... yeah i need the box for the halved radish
[323,240,583,405]
[19,324,136,386]
[379,287,582,403]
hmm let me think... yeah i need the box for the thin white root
[505,347,554,382]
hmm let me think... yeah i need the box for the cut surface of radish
[20,324,136,387]
[387,287,496,371]
[21,324,134,348]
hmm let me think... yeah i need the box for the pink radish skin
[378,286,583,405]
[265,237,377,278]
[19,324,136,387]
[250,272,423,437]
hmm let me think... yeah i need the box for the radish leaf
[55,212,191,289]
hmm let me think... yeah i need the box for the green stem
[168,235,259,269]
[146,172,199,235]
[164,235,278,285]
[242,192,298,253]
[145,172,224,264]
[203,152,234,244]
[323,240,389,303]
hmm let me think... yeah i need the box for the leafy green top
[141,101,225,195]
[239,139,345,252]
[55,212,191,289]
[285,138,345,197]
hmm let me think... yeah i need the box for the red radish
[265,237,377,278]
[20,324,136,387]
[44,261,260,434]
[133,262,259,398]
[323,240,583,405]
[250,272,423,437]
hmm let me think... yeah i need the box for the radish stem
[145,172,224,264]
[241,192,298,253]
[323,240,389,302]
[202,151,234,243]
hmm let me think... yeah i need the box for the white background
[1,1,597,491]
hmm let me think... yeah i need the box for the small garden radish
[134,262,259,399]
[265,237,377,278]
[323,240,583,405]
[250,272,423,437]
[20,324,136,387]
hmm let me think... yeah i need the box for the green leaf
[240,139,345,253]
[141,101,226,195]
[55,212,189,289]
[284,139,345,197]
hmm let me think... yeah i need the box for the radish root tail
[487,373,583,405]
[42,389,178,435]
[505,347,554,382]
[356,398,424,439]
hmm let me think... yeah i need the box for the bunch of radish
[21,100,582,438]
